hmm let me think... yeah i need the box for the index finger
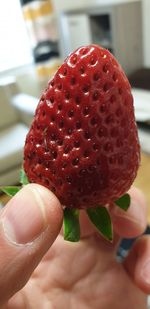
[80,187,147,243]
[110,187,147,239]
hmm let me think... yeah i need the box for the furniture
[0,77,34,186]
[129,68,150,154]
[54,0,143,75]
[0,63,55,186]
[129,68,150,90]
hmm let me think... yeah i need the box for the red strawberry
[24,45,140,241]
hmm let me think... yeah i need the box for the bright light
[0,0,32,72]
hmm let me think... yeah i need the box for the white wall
[142,0,150,67]
[53,0,140,12]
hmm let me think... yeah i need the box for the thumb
[0,184,63,306]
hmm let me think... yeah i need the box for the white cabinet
[61,14,92,56]
[56,0,143,75]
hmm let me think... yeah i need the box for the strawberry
[23,44,140,241]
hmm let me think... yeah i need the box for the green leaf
[115,193,131,211]
[63,208,80,242]
[20,168,29,185]
[0,186,21,197]
[87,206,113,241]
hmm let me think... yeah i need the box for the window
[0,0,32,72]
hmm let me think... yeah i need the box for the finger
[110,187,147,239]
[80,187,147,241]
[80,210,97,238]
[0,184,63,306]
[124,235,150,294]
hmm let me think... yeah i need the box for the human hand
[0,184,149,309]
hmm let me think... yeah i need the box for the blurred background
[0,0,150,218]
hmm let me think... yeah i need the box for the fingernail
[113,200,146,229]
[1,185,50,245]
[141,259,150,285]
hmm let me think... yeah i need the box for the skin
[0,185,149,309]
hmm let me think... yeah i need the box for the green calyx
[64,209,80,242]
[20,168,29,185]
[0,170,130,243]
[115,193,130,211]
[0,186,21,197]
[63,193,131,243]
